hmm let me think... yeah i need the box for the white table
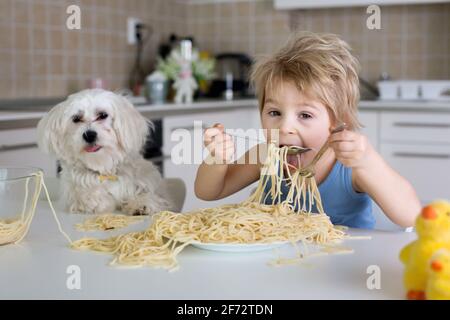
[0,200,415,299]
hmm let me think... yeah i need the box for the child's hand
[203,123,235,164]
[329,130,373,169]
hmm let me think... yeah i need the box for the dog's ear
[37,101,67,157]
[110,93,151,155]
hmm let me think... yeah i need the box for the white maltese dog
[37,89,174,215]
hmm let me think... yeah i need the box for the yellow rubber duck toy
[426,249,450,300]
[399,200,450,300]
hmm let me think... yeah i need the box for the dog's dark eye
[97,112,108,120]
[72,115,82,123]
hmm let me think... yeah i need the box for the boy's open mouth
[279,144,301,169]
[286,154,300,168]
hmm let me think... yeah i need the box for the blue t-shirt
[262,161,375,229]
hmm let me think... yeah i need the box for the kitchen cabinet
[163,107,261,211]
[380,143,450,202]
[0,128,58,177]
[358,110,379,150]
[359,110,393,230]
[380,112,450,145]
[378,111,450,204]
[359,108,450,230]
[274,0,450,9]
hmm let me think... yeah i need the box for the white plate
[190,241,288,253]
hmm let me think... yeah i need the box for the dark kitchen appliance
[206,53,253,98]
[142,119,163,174]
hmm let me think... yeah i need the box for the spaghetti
[72,143,347,270]
[75,214,145,231]
[0,171,72,246]
[0,174,36,245]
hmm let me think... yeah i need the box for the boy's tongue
[286,154,299,168]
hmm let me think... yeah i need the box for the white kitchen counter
[0,99,259,124]
[0,199,415,299]
[0,111,47,122]
[359,99,450,112]
[1,98,450,125]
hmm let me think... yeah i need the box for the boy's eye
[97,112,108,120]
[72,115,82,123]
[268,110,281,117]
[299,112,312,119]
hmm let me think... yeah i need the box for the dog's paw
[121,193,171,216]
[131,205,151,216]
[122,201,152,216]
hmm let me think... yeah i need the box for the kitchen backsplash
[0,0,186,99]
[290,4,450,83]
[186,1,450,83]
[0,0,449,99]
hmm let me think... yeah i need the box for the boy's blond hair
[250,32,361,130]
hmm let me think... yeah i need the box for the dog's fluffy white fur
[37,89,173,215]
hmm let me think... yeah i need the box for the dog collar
[98,175,118,182]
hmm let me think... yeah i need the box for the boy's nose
[279,119,297,135]
[280,128,296,135]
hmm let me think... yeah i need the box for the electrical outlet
[127,17,141,45]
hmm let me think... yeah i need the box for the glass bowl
[0,167,43,245]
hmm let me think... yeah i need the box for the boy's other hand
[329,130,374,169]
[203,123,235,164]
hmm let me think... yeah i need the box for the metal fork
[227,133,312,155]
[286,145,312,155]
[298,123,347,177]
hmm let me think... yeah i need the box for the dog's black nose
[82,130,97,143]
